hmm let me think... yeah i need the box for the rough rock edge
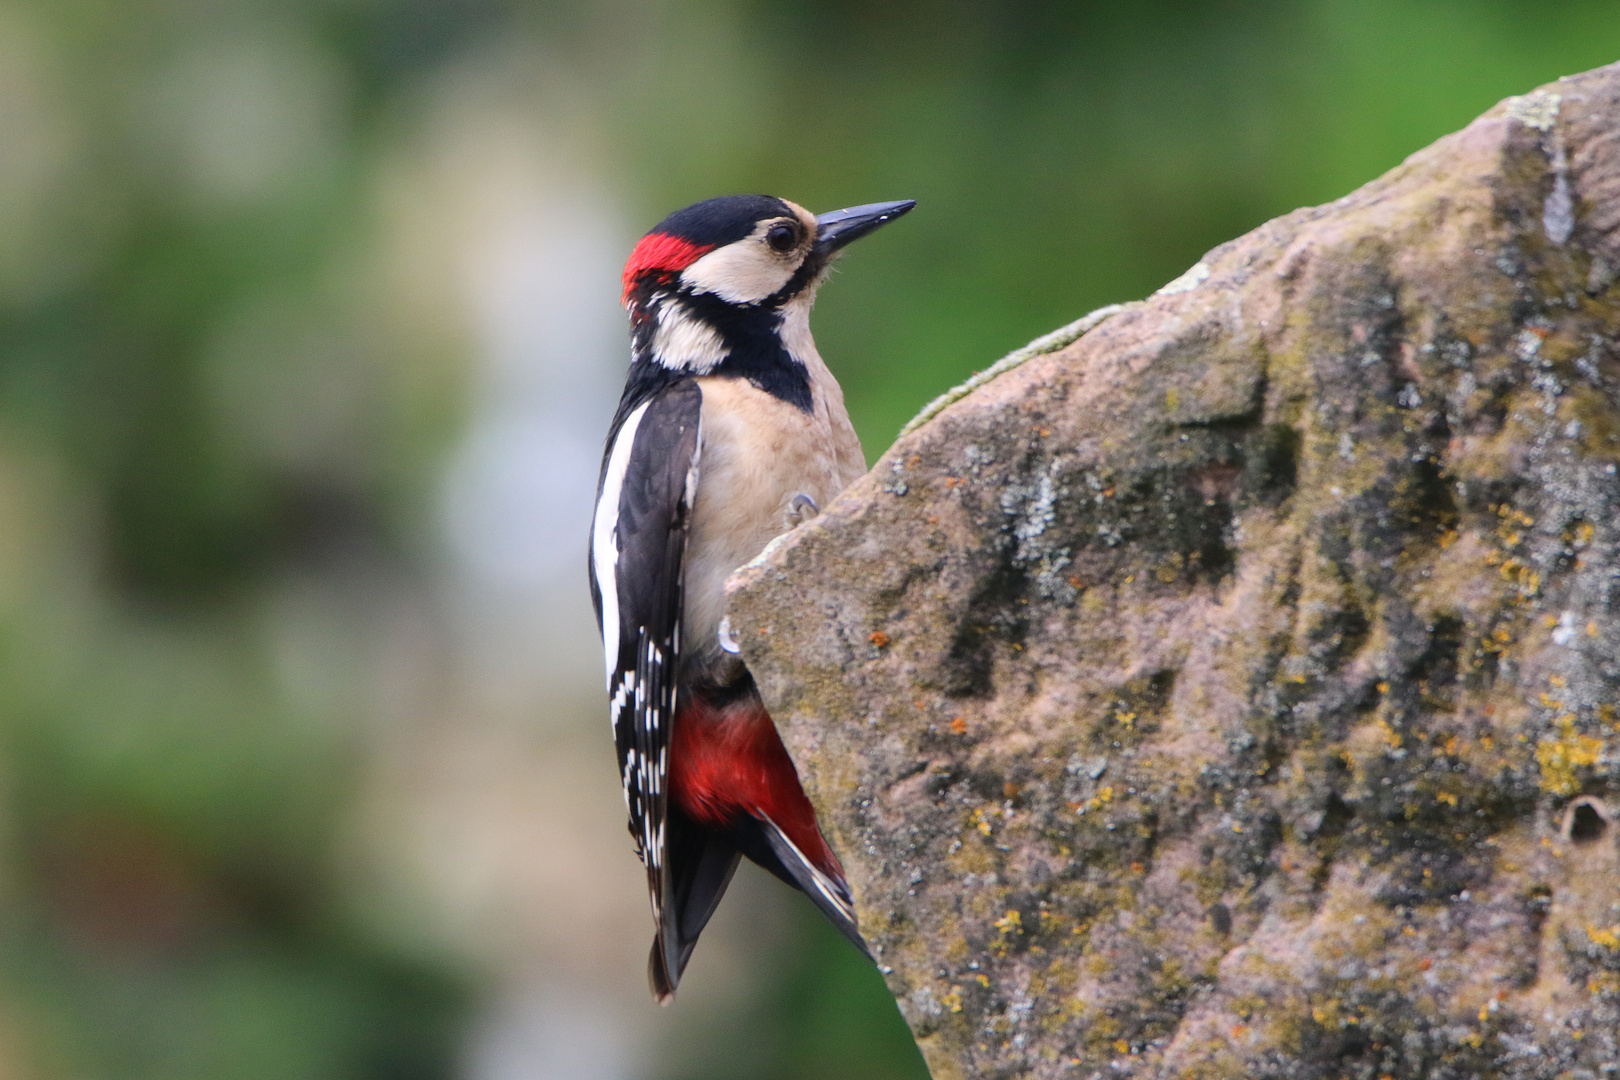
[898,303,1136,438]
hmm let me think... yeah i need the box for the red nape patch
[621,233,714,304]
[669,692,844,880]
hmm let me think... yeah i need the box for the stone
[727,62,1620,1080]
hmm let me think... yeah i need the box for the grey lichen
[1000,462,1077,603]
[1504,89,1561,132]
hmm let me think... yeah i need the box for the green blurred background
[0,1,1613,1077]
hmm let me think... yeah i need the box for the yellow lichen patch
[1586,924,1620,951]
[1497,558,1540,597]
[1073,785,1115,816]
[990,909,1023,957]
[943,988,964,1013]
[1496,505,1535,531]
[1588,972,1620,997]
[1480,624,1515,659]
[1535,714,1604,795]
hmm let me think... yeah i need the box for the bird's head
[621,195,913,377]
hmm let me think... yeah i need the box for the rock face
[727,64,1620,1080]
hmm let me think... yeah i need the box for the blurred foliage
[0,0,1614,1077]
[0,0,474,1075]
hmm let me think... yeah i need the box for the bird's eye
[765,223,798,253]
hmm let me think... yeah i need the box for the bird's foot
[784,492,820,528]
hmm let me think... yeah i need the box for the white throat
[776,295,819,369]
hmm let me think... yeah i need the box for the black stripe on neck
[629,293,814,414]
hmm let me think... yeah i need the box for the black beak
[814,200,916,257]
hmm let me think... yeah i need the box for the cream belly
[684,361,865,683]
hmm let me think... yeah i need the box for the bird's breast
[682,369,864,682]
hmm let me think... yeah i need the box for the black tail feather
[649,809,742,1003]
[753,818,871,960]
[650,810,872,1003]
[649,936,677,1005]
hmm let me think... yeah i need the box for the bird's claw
[785,492,820,527]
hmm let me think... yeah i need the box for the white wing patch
[596,391,703,900]
[592,400,651,687]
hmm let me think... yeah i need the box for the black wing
[588,379,715,997]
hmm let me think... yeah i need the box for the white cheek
[681,241,796,304]
[652,304,728,371]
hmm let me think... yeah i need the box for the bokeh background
[0,1,1615,1077]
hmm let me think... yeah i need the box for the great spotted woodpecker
[589,194,913,1002]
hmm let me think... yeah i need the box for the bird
[589,194,914,1002]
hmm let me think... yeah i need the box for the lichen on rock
[728,62,1620,1080]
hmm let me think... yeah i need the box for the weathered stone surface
[728,63,1620,1080]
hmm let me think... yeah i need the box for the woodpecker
[589,194,914,1002]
